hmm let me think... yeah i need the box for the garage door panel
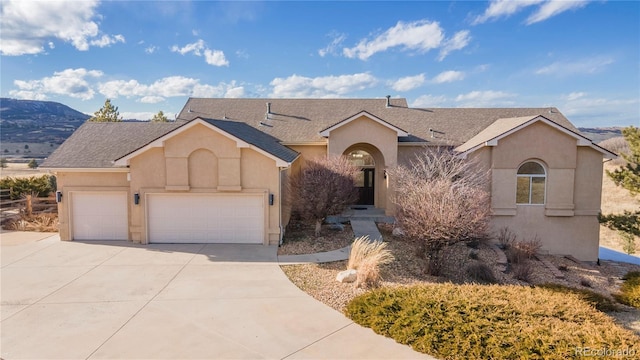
[72,192,128,241]
[147,194,264,244]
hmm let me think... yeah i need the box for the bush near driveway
[615,271,640,308]
[345,284,639,360]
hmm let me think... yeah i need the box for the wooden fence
[0,189,58,219]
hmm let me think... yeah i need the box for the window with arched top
[516,161,546,204]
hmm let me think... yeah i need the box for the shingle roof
[201,118,299,163]
[455,116,537,153]
[41,122,183,168]
[178,98,578,146]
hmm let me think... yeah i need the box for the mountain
[578,127,623,144]
[0,98,90,145]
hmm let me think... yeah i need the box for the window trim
[516,160,546,205]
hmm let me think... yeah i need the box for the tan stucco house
[42,97,615,261]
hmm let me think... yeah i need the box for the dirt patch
[278,219,353,255]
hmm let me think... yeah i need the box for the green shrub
[538,283,619,312]
[0,175,54,199]
[615,271,640,308]
[345,284,638,360]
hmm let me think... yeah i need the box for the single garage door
[71,192,128,240]
[147,194,264,244]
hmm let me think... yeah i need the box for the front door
[357,168,375,205]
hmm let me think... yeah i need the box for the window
[516,161,546,204]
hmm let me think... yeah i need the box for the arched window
[516,161,546,204]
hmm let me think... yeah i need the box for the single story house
[42,97,615,261]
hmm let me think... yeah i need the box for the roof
[319,111,409,137]
[41,122,183,168]
[455,115,617,158]
[178,98,579,146]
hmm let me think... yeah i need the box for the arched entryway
[344,144,386,208]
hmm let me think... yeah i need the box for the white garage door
[71,192,128,240]
[147,194,264,244]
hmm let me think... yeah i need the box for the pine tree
[151,110,169,122]
[28,159,38,169]
[89,99,122,122]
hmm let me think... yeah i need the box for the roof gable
[114,118,298,167]
[455,115,616,159]
[318,111,409,137]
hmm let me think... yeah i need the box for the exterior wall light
[269,193,274,206]
[56,191,63,203]
[134,193,140,205]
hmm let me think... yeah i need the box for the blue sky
[1,0,638,127]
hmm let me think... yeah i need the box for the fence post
[26,194,32,216]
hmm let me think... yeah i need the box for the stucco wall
[487,122,603,261]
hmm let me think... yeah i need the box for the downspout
[278,167,286,246]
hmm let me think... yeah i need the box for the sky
[1,0,638,127]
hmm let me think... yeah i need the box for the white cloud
[432,70,465,84]
[473,0,591,26]
[98,76,243,100]
[392,74,425,92]
[140,96,165,104]
[411,94,449,108]
[145,45,158,54]
[455,90,516,107]
[120,111,177,121]
[235,49,249,59]
[89,34,125,47]
[171,39,229,66]
[270,73,378,98]
[535,57,614,76]
[526,0,589,25]
[0,0,124,55]
[473,0,543,24]
[9,68,103,100]
[318,32,346,57]
[438,30,471,61]
[560,92,640,126]
[204,49,229,66]
[343,20,444,60]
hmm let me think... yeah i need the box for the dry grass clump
[3,213,58,232]
[465,263,497,284]
[348,236,394,288]
[346,284,639,360]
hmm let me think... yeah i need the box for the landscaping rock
[328,223,345,231]
[392,227,405,237]
[336,269,357,283]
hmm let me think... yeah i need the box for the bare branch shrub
[598,136,629,165]
[496,227,517,249]
[390,147,491,274]
[289,155,359,236]
[507,236,542,263]
[511,261,534,282]
[348,236,395,288]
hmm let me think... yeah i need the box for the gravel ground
[278,219,353,255]
[280,222,640,335]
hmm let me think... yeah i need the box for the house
[41,97,615,261]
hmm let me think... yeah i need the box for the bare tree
[390,147,491,274]
[289,155,359,236]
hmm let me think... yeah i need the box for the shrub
[619,230,637,255]
[506,237,541,264]
[599,136,630,165]
[465,263,496,284]
[288,156,359,236]
[0,175,54,199]
[496,227,516,249]
[538,283,618,312]
[390,148,491,272]
[3,214,58,232]
[347,236,394,288]
[345,284,638,359]
[511,261,533,282]
[615,271,640,308]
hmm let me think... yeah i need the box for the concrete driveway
[1,231,430,359]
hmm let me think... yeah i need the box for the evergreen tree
[151,110,169,122]
[0,158,7,168]
[28,159,38,169]
[89,99,122,122]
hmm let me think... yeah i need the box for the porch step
[326,215,395,224]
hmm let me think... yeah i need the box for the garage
[71,192,129,240]
[147,193,265,244]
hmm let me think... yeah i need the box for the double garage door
[147,194,264,244]
[71,192,264,244]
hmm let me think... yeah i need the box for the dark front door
[357,168,375,205]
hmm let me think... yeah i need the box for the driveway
[1,231,430,359]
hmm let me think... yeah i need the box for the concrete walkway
[1,231,430,360]
[278,218,384,264]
